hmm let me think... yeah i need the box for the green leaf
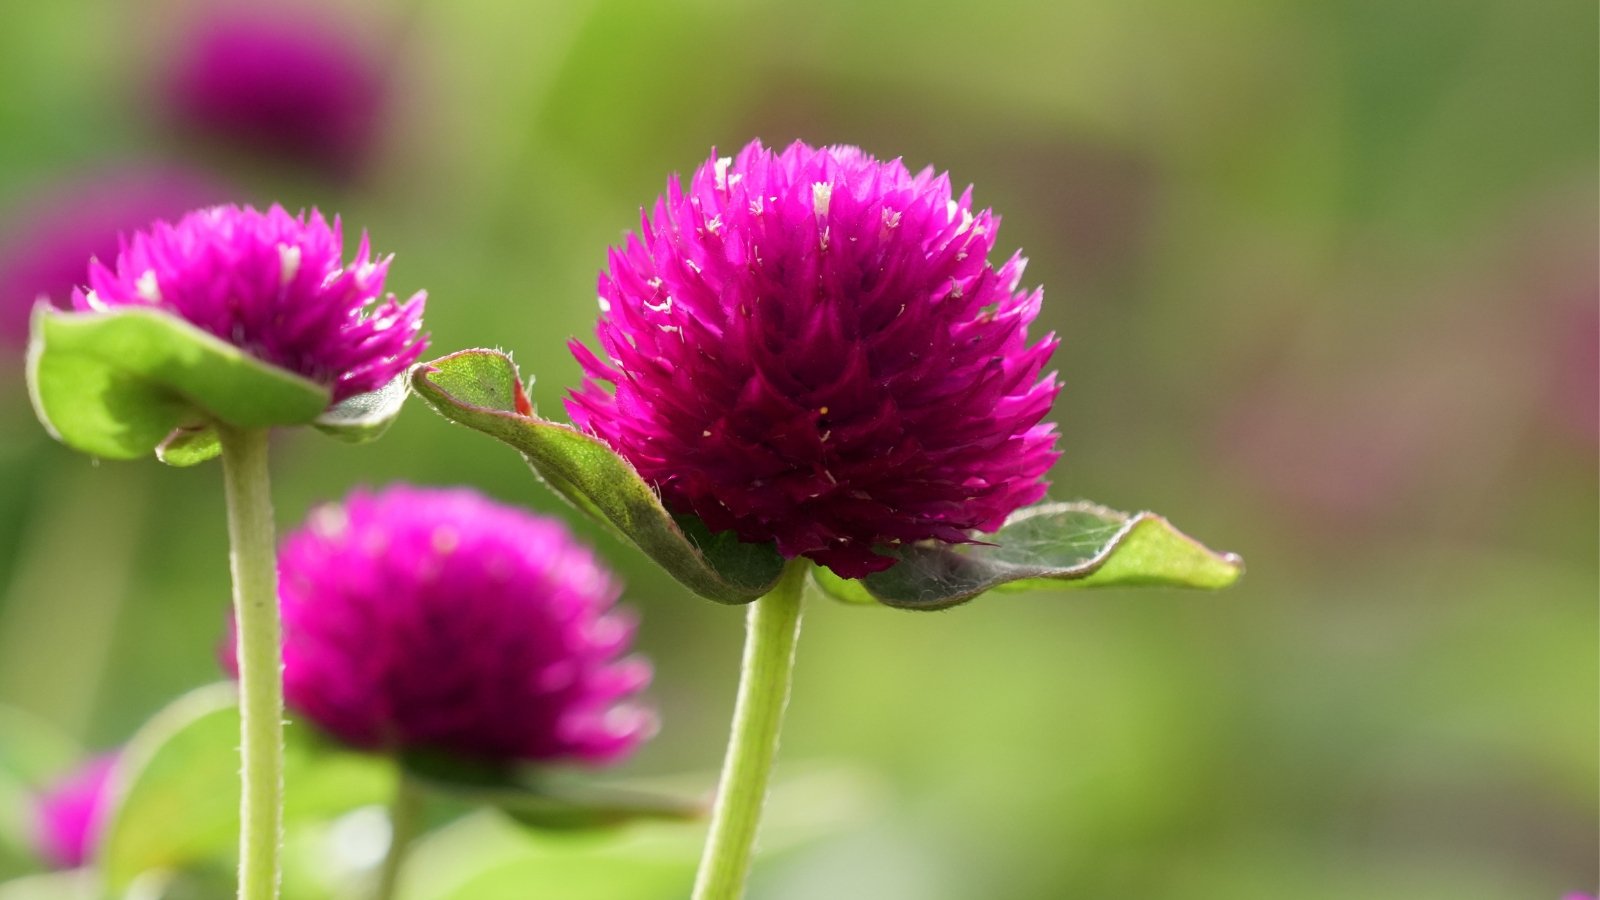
[0,871,96,900]
[401,752,704,832]
[313,371,412,443]
[26,306,330,462]
[100,684,394,893]
[411,349,784,605]
[397,766,882,900]
[810,501,1243,610]
[0,707,79,866]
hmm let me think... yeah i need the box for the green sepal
[26,305,330,462]
[401,751,704,832]
[810,501,1243,610]
[411,348,784,605]
[154,426,221,466]
[313,370,411,443]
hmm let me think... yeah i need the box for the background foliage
[0,0,1593,897]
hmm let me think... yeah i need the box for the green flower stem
[692,559,809,900]
[218,424,283,900]
[373,771,424,900]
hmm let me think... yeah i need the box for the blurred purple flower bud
[231,485,656,765]
[166,9,387,177]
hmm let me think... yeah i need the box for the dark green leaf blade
[27,306,330,461]
[402,752,704,832]
[313,370,411,443]
[854,501,1243,610]
[410,349,784,605]
[397,766,881,900]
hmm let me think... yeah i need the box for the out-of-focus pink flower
[0,166,229,351]
[568,140,1061,578]
[1544,293,1598,447]
[166,9,387,177]
[230,485,655,765]
[75,203,426,402]
[33,754,116,869]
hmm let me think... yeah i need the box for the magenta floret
[74,203,426,403]
[567,140,1061,578]
[252,485,655,765]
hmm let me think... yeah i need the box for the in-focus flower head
[236,485,655,765]
[166,8,386,177]
[33,753,116,870]
[74,203,426,402]
[0,166,228,351]
[568,140,1061,578]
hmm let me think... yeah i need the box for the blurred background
[0,0,1593,897]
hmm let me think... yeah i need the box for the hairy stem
[218,425,283,900]
[691,560,808,900]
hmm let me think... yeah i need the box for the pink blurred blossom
[33,754,116,869]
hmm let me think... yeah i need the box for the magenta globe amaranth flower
[246,485,655,765]
[166,9,386,177]
[33,753,116,869]
[76,203,425,403]
[568,140,1061,578]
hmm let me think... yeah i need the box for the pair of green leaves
[26,306,409,466]
[26,304,1242,605]
[410,348,1243,609]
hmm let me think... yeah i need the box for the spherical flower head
[166,8,386,177]
[0,166,228,351]
[73,203,426,403]
[567,140,1062,578]
[236,485,655,765]
[33,753,116,869]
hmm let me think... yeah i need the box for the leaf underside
[811,501,1244,610]
[26,306,330,462]
[411,349,784,605]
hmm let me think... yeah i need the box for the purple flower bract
[567,140,1062,578]
[257,485,655,765]
[33,753,116,870]
[74,203,425,403]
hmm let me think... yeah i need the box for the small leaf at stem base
[313,370,411,443]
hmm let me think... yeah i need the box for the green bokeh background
[0,0,1593,897]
